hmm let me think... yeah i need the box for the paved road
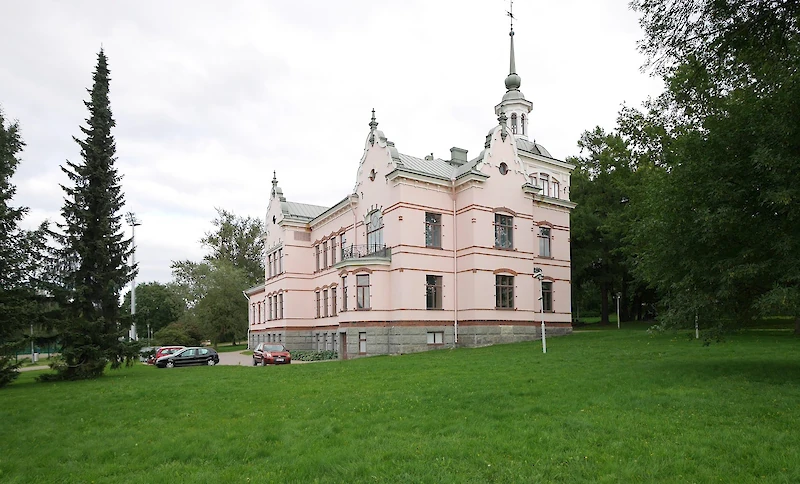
[217,350,255,366]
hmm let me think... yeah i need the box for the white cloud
[2,0,664,284]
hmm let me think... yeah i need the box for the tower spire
[505,0,521,91]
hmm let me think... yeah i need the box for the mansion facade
[246,26,576,357]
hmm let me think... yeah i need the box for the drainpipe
[451,178,458,344]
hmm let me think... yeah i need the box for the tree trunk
[795,316,800,336]
[600,282,610,324]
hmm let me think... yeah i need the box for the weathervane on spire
[506,0,515,32]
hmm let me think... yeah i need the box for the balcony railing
[341,244,391,261]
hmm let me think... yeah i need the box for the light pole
[534,267,545,353]
[616,292,622,329]
[125,212,141,341]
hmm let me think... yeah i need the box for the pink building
[246,26,576,358]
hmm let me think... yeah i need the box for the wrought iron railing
[340,244,391,261]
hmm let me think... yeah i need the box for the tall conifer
[46,50,133,380]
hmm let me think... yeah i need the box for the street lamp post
[534,267,545,354]
[125,212,141,341]
[616,292,622,329]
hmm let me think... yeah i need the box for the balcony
[335,244,392,268]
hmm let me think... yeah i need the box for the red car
[146,345,185,365]
[253,343,291,366]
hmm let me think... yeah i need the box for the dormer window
[510,113,518,134]
[539,173,550,197]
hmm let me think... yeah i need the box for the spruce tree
[0,109,29,387]
[45,50,133,380]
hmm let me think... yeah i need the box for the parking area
[217,351,253,366]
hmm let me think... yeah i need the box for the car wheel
[166,361,175,368]
[207,359,216,366]
[260,360,266,367]
[253,358,258,366]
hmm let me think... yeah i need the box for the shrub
[290,350,338,361]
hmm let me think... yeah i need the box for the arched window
[510,113,518,134]
[521,114,526,135]
[367,210,384,254]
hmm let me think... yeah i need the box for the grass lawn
[213,343,248,353]
[1,329,798,483]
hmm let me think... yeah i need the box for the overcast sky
[2,0,663,287]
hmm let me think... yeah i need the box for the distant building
[246,24,576,357]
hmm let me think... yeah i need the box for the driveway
[217,350,254,366]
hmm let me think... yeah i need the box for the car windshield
[264,345,286,352]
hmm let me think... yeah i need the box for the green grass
[1,329,798,483]
[213,344,248,353]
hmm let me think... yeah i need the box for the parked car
[147,345,185,365]
[156,347,219,368]
[139,346,156,363]
[253,343,291,366]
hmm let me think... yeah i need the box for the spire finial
[504,0,521,91]
[368,108,379,146]
[369,108,378,131]
[272,171,277,187]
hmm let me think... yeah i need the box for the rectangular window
[539,174,550,197]
[323,241,328,269]
[257,302,262,323]
[316,333,321,351]
[495,274,514,309]
[272,296,277,320]
[267,254,272,278]
[356,274,370,309]
[359,332,367,354]
[542,281,553,312]
[427,331,444,345]
[323,289,329,317]
[494,214,513,249]
[269,298,274,320]
[331,238,337,265]
[278,249,283,274]
[539,227,551,258]
[425,212,442,248]
[278,293,283,319]
[340,234,347,260]
[426,275,443,309]
[342,276,348,311]
[252,304,256,324]
[332,287,337,316]
[315,245,320,272]
[315,291,321,318]
[552,181,560,199]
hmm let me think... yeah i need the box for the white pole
[30,323,35,363]
[541,277,546,354]
[695,311,699,339]
[130,222,137,340]
[616,292,621,329]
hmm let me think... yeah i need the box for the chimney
[449,147,468,166]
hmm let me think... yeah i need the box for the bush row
[291,350,338,361]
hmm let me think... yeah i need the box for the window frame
[315,245,320,272]
[356,274,370,309]
[323,289,329,318]
[322,241,328,269]
[495,274,515,309]
[359,331,367,354]
[278,293,283,319]
[341,276,348,311]
[494,214,514,249]
[539,226,552,258]
[315,291,321,318]
[426,274,443,310]
[425,212,442,248]
[427,331,444,345]
[366,211,384,254]
[542,281,553,312]
[331,287,337,316]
